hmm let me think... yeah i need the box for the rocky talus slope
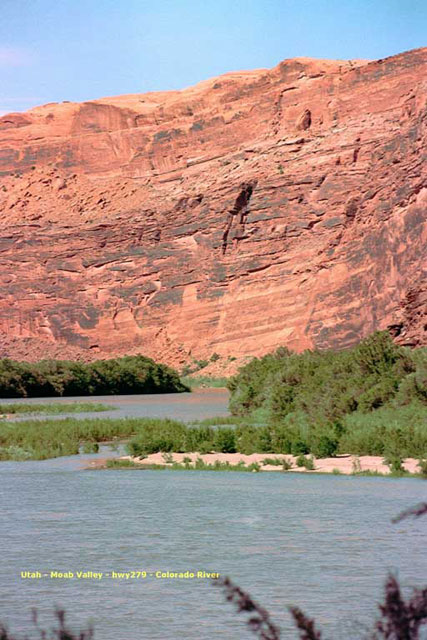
[0,48,426,368]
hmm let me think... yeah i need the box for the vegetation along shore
[0,402,113,417]
[0,354,188,397]
[0,332,425,474]
[101,452,426,477]
[227,331,426,460]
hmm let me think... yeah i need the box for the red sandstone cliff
[0,48,426,369]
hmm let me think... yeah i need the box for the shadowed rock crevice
[222,182,255,254]
[296,108,312,131]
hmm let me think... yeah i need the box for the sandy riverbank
[111,452,422,475]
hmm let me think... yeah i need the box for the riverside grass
[106,458,262,472]
[0,416,164,460]
[104,458,424,477]
[0,402,113,415]
[1,411,427,461]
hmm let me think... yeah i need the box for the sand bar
[114,452,422,475]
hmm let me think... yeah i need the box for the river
[0,391,426,639]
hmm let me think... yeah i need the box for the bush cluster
[227,332,427,458]
[0,355,188,398]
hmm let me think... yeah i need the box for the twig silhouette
[213,576,281,639]
[288,607,323,639]
[369,574,427,639]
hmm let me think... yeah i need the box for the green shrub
[296,455,315,470]
[198,440,214,454]
[228,333,427,459]
[339,403,427,457]
[0,445,32,461]
[311,436,338,458]
[384,455,406,476]
[106,459,145,469]
[184,426,214,451]
[257,426,273,452]
[214,428,236,453]
[305,456,315,470]
[81,442,99,454]
[418,459,427,478]
[235,425,259,454]
[262,457,284,466]
[292,440,309,456]
[357,377,398,411]
[282,458,293,471]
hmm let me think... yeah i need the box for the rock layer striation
[0,48,426,366]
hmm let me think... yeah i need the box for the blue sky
[0,0,425,114]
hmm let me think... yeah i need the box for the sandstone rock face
[0,48,426,367]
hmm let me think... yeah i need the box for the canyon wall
[0,48,426,367]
